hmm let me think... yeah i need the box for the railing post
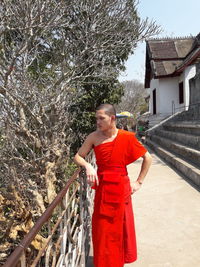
[80,172,85,267]
[20,251,26,267]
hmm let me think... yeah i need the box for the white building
[144,33,200,126]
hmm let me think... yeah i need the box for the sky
[118,0,200,83]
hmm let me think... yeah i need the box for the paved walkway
[87,151,200,267]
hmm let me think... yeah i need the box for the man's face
[95,109,114,131]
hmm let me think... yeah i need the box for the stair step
[146,139,200,187]
[148,115,170,128]
[155,129,200,150]
[163,121,200,135]
[150,135,200,167]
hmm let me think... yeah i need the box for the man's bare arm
[74,133,98,186]
[131,151,152,193]
[136,151,152,184]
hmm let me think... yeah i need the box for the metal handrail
[173,101,200,113]
[3,153,95,267]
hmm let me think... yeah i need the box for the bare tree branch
[0,0,160,262]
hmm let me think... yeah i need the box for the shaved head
[96,104,116,118]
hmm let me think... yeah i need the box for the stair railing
[3,153,95,267]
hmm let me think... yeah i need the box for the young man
[74,104,152,267]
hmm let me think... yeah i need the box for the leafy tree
[0,0,159,261]
[63,0,160,150]
[116,80,149,127]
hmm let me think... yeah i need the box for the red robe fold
[92,129,147,267]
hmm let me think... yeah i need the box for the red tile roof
[149,41,178,59]
[145,35,200,88]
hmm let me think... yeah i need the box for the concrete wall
[148,65,196,116]
[159,77,180,115]
[183,65,196,110]
[189,64,200,106]
[149,77,179,115]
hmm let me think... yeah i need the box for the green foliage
[139,101,149,115]
[0,1,160,262]
[116,80,149,126]
[69,77,124,153]
[64,161,78,181]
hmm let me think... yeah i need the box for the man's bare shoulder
[87,131,98,138]
[86,131,99,144]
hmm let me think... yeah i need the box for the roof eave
[154,73,180,79]
[174,47,200,74]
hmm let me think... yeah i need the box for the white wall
[149,77,179,115]
[149,78,159,114]
[183,65,196,110]
[159,77,179,115]
[149,65,196,116]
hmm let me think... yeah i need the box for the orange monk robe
[92,129,147,267]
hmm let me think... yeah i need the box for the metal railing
[3,153,95,267]
[172,102,200,121]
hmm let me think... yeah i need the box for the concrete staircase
[148,113,171,128]
[146,116,200,188]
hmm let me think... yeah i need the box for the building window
[179,82,184,104]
